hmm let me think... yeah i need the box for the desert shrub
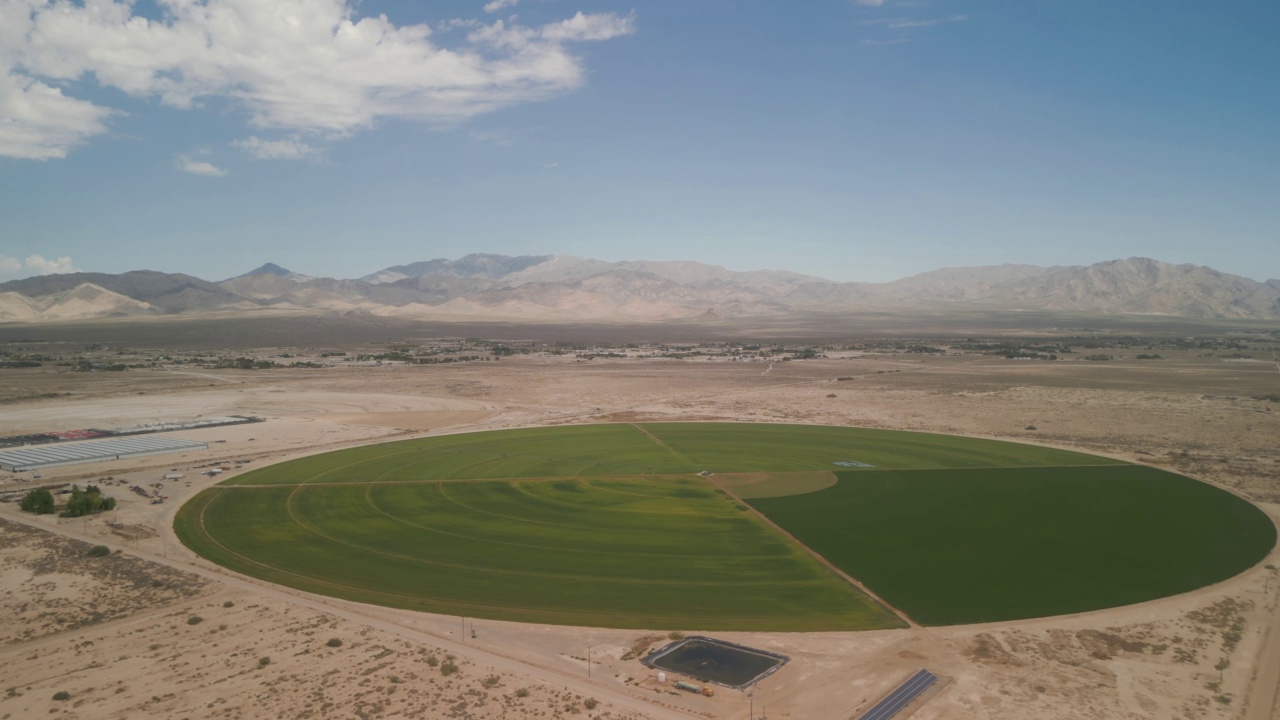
[187,616,203,626]
[425,655,439,667]
[52,691,71,701]
[584,698,599,710]
[667,630,684,640]
[481,675,500,689]
[440,660,458,676]
[515,688,529,698]
[222,600,235,608]
[326,638,343,648]
[258,656,271,667]
[87,545,111,557]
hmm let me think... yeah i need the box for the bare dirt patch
[0,518,211,645]
[0,335,1277,720]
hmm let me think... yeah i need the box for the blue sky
[1,0,1276,283]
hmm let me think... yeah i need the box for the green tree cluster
[60,484,117,518]
[19,488,55,514]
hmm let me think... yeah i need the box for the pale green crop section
[221,422,1116,487]
[177,472,902,630]
[178,422,1224,631]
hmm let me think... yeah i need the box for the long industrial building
[0,436,208,472]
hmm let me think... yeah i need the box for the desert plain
[1,316,1278,720]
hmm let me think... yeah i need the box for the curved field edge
[176,422,1272,630]
[174,476,905,631]
[215,422,1120,487]
[748,465,1278,626]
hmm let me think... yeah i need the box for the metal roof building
[0,436,208,472]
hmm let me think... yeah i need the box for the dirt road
[1243,574,1280,720]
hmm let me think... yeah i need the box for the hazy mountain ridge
[0,270,246,316]
[0,283,159,321]
[876,258,1280,318]
[1,255,1276,323]
[361,254,555,284]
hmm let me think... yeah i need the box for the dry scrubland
[0,321,1278,720]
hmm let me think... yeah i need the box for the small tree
[20,488,54,514]
[60,484,116,518]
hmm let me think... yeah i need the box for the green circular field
[175,423,1276,629]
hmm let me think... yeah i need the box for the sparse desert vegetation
[0,320,1276,720]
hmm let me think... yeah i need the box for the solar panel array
[0,416,258,450]
[858,669,937,720]
[0,436,208,471]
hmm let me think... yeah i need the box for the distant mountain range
[1,255,1277,323]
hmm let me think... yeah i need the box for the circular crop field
[175,423,1276,630]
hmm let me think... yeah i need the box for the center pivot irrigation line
[629,423,698,466]
[707,474,916,628]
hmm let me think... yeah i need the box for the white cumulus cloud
[0,70,115,160]
[0,253,79,278]
[24,253,77,275]
[0,0,636,160]
[232,136,319,160]
[483,0,520,14]
[176,153,228,177]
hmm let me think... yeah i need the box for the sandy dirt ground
[1,348,1279,720]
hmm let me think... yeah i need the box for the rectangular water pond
[642,636,788,689]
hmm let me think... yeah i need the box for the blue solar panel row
[0,436,208,471]
[857,669,937,720]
